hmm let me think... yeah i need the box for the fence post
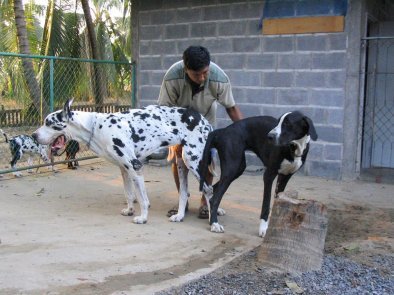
[132,62,136,108]
[0,52,134,175]
[49,58,54,113]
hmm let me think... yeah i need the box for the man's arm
[226,105,243,122]
[158,80,179,106]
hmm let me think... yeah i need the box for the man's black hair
[183,46,210,71]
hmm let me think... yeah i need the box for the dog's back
[9,135,48,157]
[199,116,277,190]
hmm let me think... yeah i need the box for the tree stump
[257,193,328,274]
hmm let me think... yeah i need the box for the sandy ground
[0,160,393,294]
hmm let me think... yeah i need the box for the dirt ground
[0,160,393,294]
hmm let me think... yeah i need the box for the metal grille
[0,52,135,176]
[361,37,394,169]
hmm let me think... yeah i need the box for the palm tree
[92,0,133,104]
[39,0,82,107]
[80,0,105,109]
[1,0,132,115]
[13,0,48,114]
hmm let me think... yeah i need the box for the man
[158,45,243,218]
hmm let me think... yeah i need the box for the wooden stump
[257,194,328,274]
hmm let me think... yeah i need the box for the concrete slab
[0,161,262,295]
[0,160,392,294]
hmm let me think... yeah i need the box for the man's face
[185,66,209,85]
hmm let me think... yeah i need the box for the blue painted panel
[296,0,333,16]
[263,0,296,18]
[262,0,347,19]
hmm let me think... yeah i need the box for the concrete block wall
[134,0,349,179]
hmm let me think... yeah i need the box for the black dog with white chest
[199,111,317,237]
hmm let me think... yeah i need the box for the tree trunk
[258,194,328,274]
[40,0,55,57]
[80,0,106,110]
[13,0,49,115]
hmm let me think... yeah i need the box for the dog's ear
[304,116,318,141]
[62,99,73,121]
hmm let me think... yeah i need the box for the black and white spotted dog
[32,99,213,224]
[1,129,53,177]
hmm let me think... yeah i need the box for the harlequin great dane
[1,129,53,177]
[199,111,317,237]
[32,99,213,224]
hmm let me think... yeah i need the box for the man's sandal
[198,205,209,219]
[166,199,189,217]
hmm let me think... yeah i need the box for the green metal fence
[0,52,136,176]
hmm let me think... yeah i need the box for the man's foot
[166,200,189,217]
[198,205,209,219]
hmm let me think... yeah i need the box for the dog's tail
[0,129,8,143]
[199,129,218,192]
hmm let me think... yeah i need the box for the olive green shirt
[157,61,235,124]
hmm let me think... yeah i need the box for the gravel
[156,250,394,295]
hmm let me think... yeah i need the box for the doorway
[361,21,394,181]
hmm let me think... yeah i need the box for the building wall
[133,0,354,179]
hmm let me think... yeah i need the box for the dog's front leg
[27,156,34,174]
[10,151,22,177]
[169,157,189,222]
[201,184,221,232]
[259,171,277,237]
[48,154,56,172]
[131,169,150,224]
[275,173,293,197]
[120,167,136,217]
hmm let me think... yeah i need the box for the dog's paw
[133,216,147,224]
[169,213,184,222]
[121,208,135,216]
[259,219,268,237]
[217,208,226,216]
[211,222,224,233]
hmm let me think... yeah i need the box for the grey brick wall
[134,0,349,180]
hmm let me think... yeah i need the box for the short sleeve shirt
[157,61,235,124]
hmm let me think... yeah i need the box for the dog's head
[32,99,73,153]
[267,111,318,146]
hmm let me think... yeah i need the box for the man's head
[183,46,210,85]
